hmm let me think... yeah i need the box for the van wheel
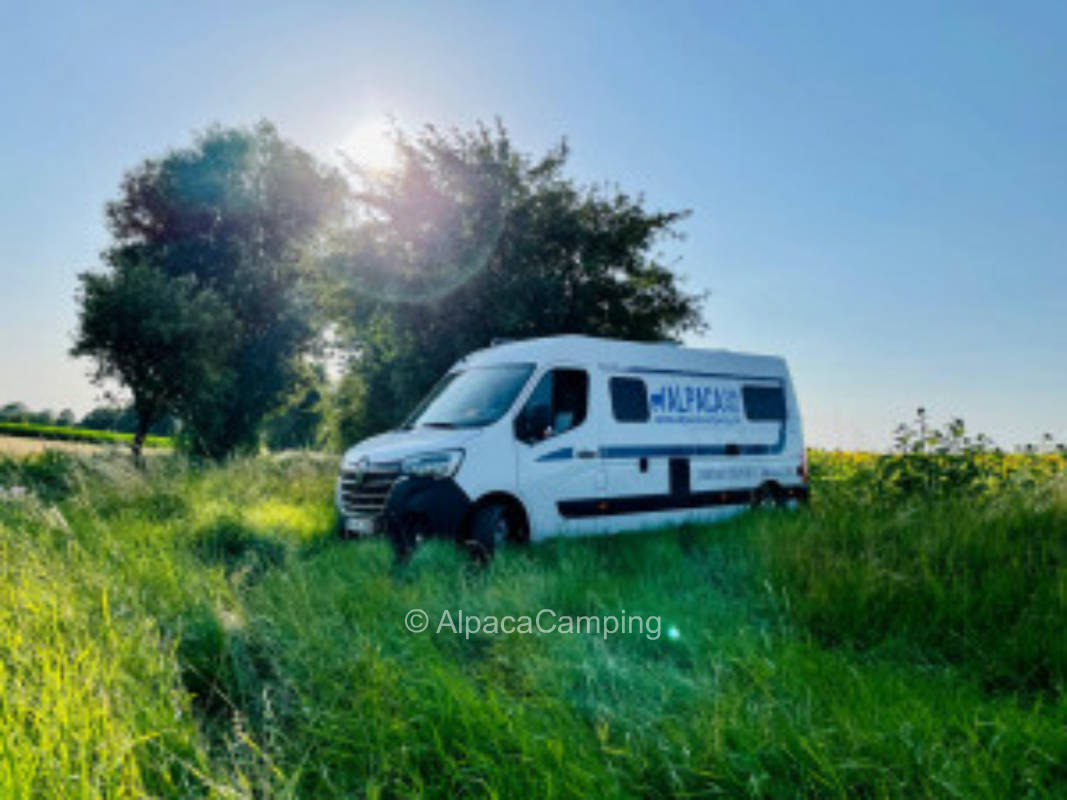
[388,514,427,561]
[751,483,784,509]
[466,503,521,561]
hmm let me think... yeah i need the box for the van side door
[513,366,606,537]
[599,375,671,511]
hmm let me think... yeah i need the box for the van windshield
[402,363,536,429]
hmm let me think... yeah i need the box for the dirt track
[0,435,114,456]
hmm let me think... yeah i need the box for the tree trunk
[131,413,151,468]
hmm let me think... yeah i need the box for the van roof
[458,335,789,377]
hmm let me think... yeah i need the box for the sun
[339,116,400,174]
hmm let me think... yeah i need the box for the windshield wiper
[422,421,460,429]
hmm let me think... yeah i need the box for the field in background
[0,421,172,450]
[0,449,1064,798]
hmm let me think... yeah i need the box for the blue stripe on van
[534,430,787,462]
[599,443,776,458]
[536,447,574,462]
[558,485,810,518]
[599,423,787,458]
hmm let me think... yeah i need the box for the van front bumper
[383,476,472,542]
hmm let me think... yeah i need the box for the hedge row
[0,421,172,449]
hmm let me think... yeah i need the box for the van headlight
[401,449,464,478]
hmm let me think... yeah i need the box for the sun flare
[339,116,399,174]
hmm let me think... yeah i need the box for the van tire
[388,513,428,561]
[751,483,784,509]
[466,503,520,561]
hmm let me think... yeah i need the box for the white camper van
[336,335,807,554]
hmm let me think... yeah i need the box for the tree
[327,121,705,439]
[0,403,30,423]
[28,410,55,426]
[261,362,328,450]
[76,122,346,458]
[79,405,126,432]
[72,261,234,458]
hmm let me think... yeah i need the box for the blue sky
[1,0,1064,448]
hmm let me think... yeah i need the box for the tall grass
[0,450,1064,797]
[0,453,333,796]
[237,531,1067,798]
[0,475,208,796]
[754,485,1067,693]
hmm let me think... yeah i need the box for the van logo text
[648,383,741,424]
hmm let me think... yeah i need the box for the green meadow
[0,450,1064,798]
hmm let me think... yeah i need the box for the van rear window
[742,385,786,421]
[610,377,649,423]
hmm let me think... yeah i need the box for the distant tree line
[0,403,77,427]
[72,120,705,459]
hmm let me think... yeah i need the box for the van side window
[609,377,649,422]
[515,368,589,443]
[742,385,786,421]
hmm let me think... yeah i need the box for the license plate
[345,516,375,537]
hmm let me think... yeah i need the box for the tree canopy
[72,262,233,456]
[73,122,346,458]
[327,122,705,438]
[72,120,705,454]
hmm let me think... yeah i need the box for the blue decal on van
[536,447,574,462]
[649,387,666,412]
[646,383,742,424]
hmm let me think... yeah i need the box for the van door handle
[576,449,598,459]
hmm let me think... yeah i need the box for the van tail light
[798,451,808,483]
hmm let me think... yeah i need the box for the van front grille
[340,462,402,518]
